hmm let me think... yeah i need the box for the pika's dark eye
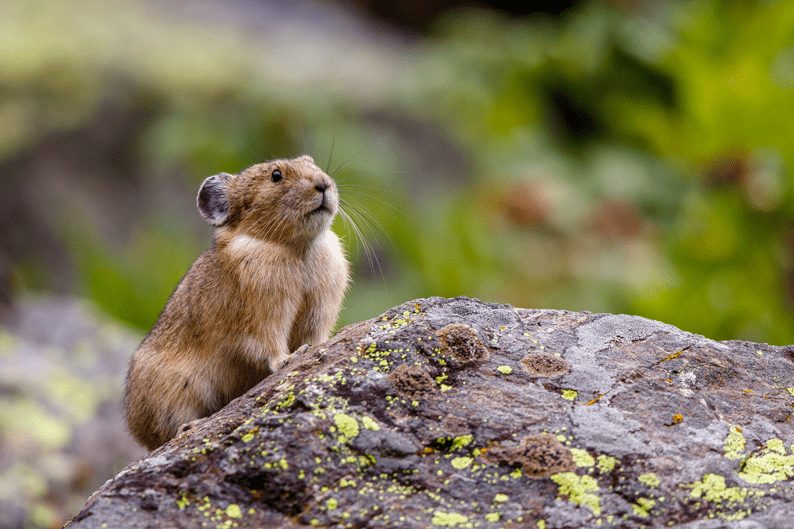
[271,169,283,183]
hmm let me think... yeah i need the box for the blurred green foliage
[407,0,794,344]
[6,0,794,347]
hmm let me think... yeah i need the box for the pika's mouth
[305,204,333,220]
[307,195,334,216]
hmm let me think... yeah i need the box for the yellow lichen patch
[451,456,472,469]
[360,416,380,431]
[738,439,794,484]
[723,426,746,460]
[638,473,660,488]
[333,413,359,443]
[570,448,595,468]
[633,497,655,517]
[561,390,578,401]
[431,511,468,526]
[225,504,242,519]
[339,477,357,487]
[686,473,762,504]
[496,365,513,375]
[550,472,601,515]
[596,455,618,474]
[493,493,508,503]
[451,434,473,451]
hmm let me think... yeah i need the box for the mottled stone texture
[66,297,794,529]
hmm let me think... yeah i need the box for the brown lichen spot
[389,364,437,400]
[436,323,488,366]
[520,353,570,377]
[480,433,575,479]
[440,415,470,436]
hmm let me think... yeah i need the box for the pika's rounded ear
[197,173,232,226]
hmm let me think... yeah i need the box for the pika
[124,155,349,450]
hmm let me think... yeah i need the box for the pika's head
[197,155,339,243]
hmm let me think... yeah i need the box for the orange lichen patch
[480,433,575,479]
[436,324,489,366]
[520,353,571,377]
[661,350,685,362]
[584,395,604,406]
[672,414,683,424]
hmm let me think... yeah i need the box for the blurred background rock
[2,0,794,526]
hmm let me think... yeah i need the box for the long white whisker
[339,189,408,221]
[340,199,396,245]
[337,202,386,286]
[331,150,363,179]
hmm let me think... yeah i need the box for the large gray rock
[66,297,794,528]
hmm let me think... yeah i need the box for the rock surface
[66,297,794,528]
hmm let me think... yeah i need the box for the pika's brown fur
[124,155,349,450]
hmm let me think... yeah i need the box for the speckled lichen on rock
[682,472,770,521]
[738,439,794,484]
[62,297,794,529]
[550,472,602,516]
[724,426,747,460]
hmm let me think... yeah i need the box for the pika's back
[125,155,349,451]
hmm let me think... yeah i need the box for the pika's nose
[315,181,330,193]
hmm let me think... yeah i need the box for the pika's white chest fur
[225,231,344,291]
[224,230,347,352]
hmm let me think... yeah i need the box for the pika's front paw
[293,344,311,356]
[278,344,309,369]
[267,351,289,373]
